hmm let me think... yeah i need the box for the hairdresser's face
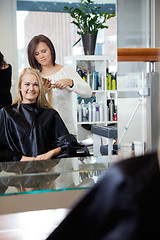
[20,73,40,103]
[34,42,52,67]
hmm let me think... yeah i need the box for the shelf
[77,121,106,125]
[64,55,117,141]
[92,90,106,93]
[92,90,117,93]
[65,55,116,61]
[77,121,117,125]
[107,121,117,124]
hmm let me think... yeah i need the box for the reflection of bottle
[92,73,95,90]
[88,102,92,122]
[101,74,104,90]
[87,71,91,88]
[78,103,82,122]
[99,103,104,122]
[107,68,112,90]
[109,99,114,121]
[96,102,100,121]
[112,77,116,90]
[81,99,87,122]
[92,102,96,122]
[114,112,117,121]
[94,72,99,90]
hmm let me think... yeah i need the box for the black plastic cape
[0,103,89,162]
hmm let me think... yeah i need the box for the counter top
[0,156,118,195]
[0,155,118,214]
[118,48,160,62]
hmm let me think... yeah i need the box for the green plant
[63,0,115,37]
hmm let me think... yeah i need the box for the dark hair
[27,34,56,71]
[0,52,7,69]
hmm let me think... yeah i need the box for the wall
[0,0,18,99]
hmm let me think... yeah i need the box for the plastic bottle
[78,105,82,122]
[96,102,100,121]
[81,99,87,122]
[92,73,95,90]
[114,112,117,121]
[99,103,104,122]
[112,76,116,90]
[106,106,109,122]
[92,102,96,122]
[88,102,92,122]
[109,99,114,121]
[87,71,91,88]
[106,68,112,90]
[107,74,112,90]
[100,74,104,90]
[94,72,99,90]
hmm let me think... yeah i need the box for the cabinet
[64,55,117,141]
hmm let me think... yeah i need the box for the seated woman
[0,68,89,162]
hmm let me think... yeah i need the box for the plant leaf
[72,37,82,47]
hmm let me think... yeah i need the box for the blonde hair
[13,68,53,109]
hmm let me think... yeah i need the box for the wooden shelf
[118,48,160,62]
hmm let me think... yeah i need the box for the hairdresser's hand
[53,79,73,90]
[42,77,53,94]
[35,147,61,160]
[20,156,37,161]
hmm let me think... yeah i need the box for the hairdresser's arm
[53,78,73,90]
[61,66,92,98]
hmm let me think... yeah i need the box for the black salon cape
[46,152,160,240]
[0,103,70,162]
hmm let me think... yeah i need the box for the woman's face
[34,42,52,67]
[20,73,40,103]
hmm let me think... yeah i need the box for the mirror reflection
[0,156,118,195]
[0,0,117,198]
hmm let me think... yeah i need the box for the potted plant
[64,0,115,55]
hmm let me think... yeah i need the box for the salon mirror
[0,0,117,212]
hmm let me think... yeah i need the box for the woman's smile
[20,73,40,103]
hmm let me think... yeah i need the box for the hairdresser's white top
[46,66,92,135]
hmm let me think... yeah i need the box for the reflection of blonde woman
[27,34,92,135]
[0,68,76,162]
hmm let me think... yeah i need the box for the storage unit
[64,55,117,141]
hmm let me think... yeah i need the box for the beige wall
[0,0,18,99]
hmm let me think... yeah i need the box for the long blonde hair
[13,68,53,109]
